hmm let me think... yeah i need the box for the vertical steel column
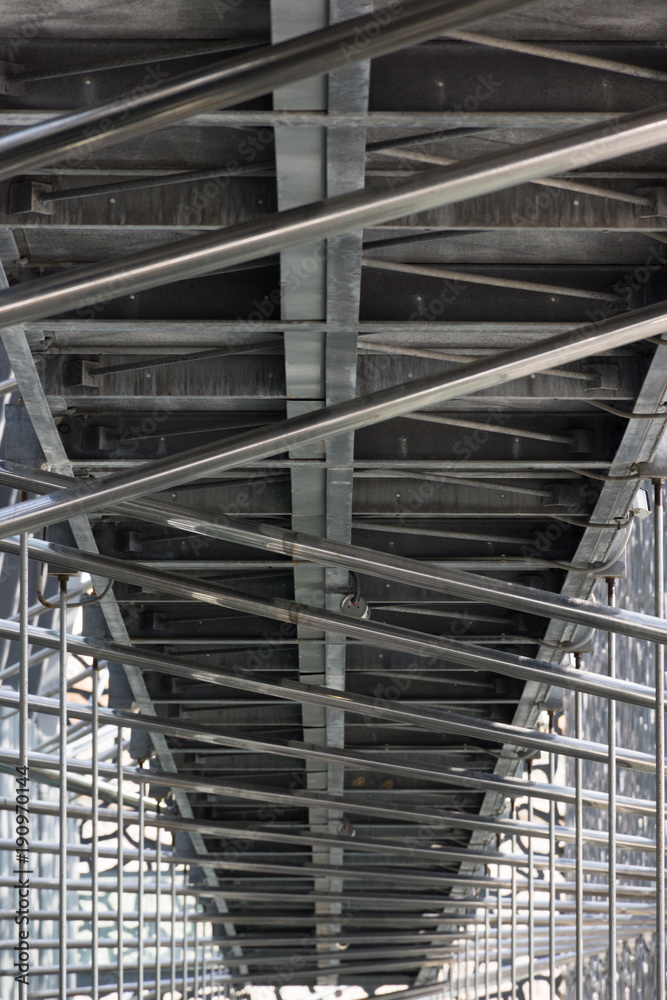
[91,661,99,1000]
[156,824,162,1000]
[117,729,124,999]
[607,578,618,1000]
[466,936,471,998]
[18,529,29,1000]
[549,712,556,999]
[654,479,666,1000]
[138,772,145,999]
[58,578,67,1000]
[529,791,535,994]
[575,654,584,1000]
[182,867,188,998]
[497,889,503,998]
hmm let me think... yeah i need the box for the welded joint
[62,358,101,388]
[8,180,54,216]
[582,364,620,393]
[540,482,576,508]
[635,187,667,220]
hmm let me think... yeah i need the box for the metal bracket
[541,481,576,508]
[62,358,101,388]
[582,363,620,393]
[635,186,667,219]
[8,180,54,216]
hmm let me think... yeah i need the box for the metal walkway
[0,0,665,997]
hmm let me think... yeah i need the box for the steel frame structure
[0,1,666,999]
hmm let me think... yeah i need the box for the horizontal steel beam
[3,459,666,649]
[0,0,529,181]
[3,295,667,541]
[3,107,667,333]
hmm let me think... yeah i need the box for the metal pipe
[17,529,28,1000]
[156,823,162,1000]
[117,728,124,1000]
[58,579,67,1000]
[497,889,503,998]
[0,538,660,718]
[0,747,656,856]
[0,679,660,820]
[4,104,667,334]
[91,662,99,1000]
[5,459,667,650]
[655,479,666,1000]
[364,257,617,302]
[575,655,584,1000]
[0,637,663,777]
[0,0,530,181]
[139,775,145,1000]
[608,577,618,1000]
[171,861,177,1000]
[446,29,667,83]
[529,794,535,994]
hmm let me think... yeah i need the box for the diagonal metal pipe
[0,534,657,713]
[2,297,667,542]
[0,679,663,813]
[2,458,666,648]
[0,653,661,775]
[0,746,656,853]
[4,105,667,330]
[0,0,531,182]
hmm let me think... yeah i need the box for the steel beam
[3,295,667,540]
[0,747,654,854]
[5,459,667,650]
[0,0,531,181]
[0,532,658,711]
[4,105,667,330]
[0,681,658,815]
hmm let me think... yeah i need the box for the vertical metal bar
[18,528,29,1000]
[549,712,556,1000]
[91,660,99,1000]
[607,577,617,1000]
[203,943,208,999]
[485,901,490,999]
[138,773,145,999]
[156,823,162,1000]
[654,479,666,1000]
[529,791,535,993]
[497,889,502,999]
[195,918,200,997]
[117,728,124,999]
[466,937,470,998]
[511,810,517,999]
[58,577,68,1000]
[171,858,177,998]
[183,891,189,1000]
[475,919,480,1000]
[575,653,584,1000]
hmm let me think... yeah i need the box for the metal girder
[4,297,667,538]
[4,104,667,326]
[0,0,532,180]
[0,534,658,709]
[0,642,661,775]
[0,675,657,816]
